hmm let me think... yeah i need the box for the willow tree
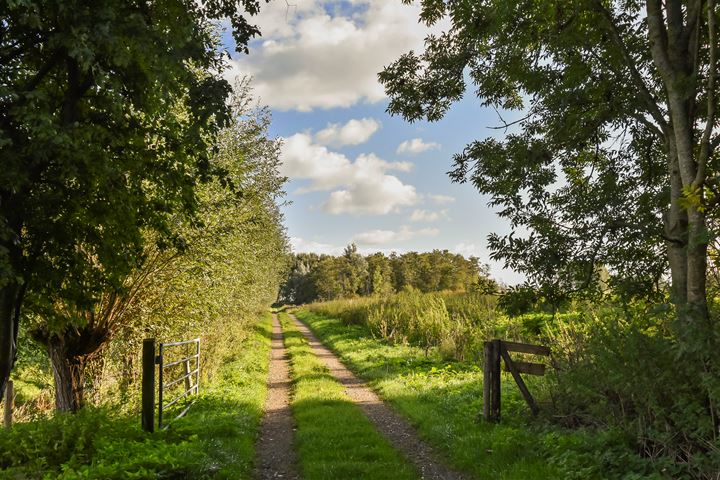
[28,81,288,411]
[380,1,719,337]
[0,0,264,399]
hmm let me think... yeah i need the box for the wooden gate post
[4,380,13,428]
[483,341,491,420]
[142,338,155,432]
[483,342,492,420]
[483,339,550,422]
[483,340,501,422]
[490,339,501,421]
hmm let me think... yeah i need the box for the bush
[548,305,720,478]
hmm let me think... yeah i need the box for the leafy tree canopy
[0,0,265,394]
[380,1,719,325]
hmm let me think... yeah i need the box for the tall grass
[306,289,513,360]
[308,293,720,477]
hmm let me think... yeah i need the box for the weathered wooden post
[4,380,13,428]
[483,341,491,420]
[142,338,155,432]
[483,339,550,422]
[483,340,501,422]
[490,339,501,421]
[499,343,539,415]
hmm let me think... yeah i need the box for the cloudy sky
[222,0,523,284]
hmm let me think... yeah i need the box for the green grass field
[295,309,657,480]
[0,313,274,479]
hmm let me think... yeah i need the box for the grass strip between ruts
[278,311,417,480]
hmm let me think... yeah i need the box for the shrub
[548,305,720,478]
[306,292,720,476]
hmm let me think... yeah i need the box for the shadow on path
[254,314,300,480]
[289,313,466,480]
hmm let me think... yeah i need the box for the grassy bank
[0,313,274,479]
[295,309,659,479]
[278,312,416,480]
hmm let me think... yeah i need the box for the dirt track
[254,314,299,480]
[288,313,466,480]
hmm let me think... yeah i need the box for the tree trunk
[664,132,711,330]
[647,0,712,331]
[47,338,86,412]
[665,136,689,307]
[0,281,24,400]
[33,321,111,412]
[684,207,711,324]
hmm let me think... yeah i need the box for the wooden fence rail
[483,339,550,423]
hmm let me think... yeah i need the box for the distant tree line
[280,245,497,304]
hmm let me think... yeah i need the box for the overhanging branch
[695,0,717,187]
[590,0,669,130]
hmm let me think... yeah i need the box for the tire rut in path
[254,314,299,480]
[288,313,467,480]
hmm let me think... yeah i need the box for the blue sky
[222,0,524,284]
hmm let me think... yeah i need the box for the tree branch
[646,0,677,82]
[684,0,704,49]
[695,0,717,187]
[685,0,703,123]
[664,0,685,48]
[632,113,664,138]
[23,54,60,93]
[487,107,533,131]
[590,0,668,130]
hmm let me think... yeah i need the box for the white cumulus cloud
[410,209,448,222]
[280,133,418,215]
[290,237,344,256]
[315,118,381,147]
[452,243,485,259]
[225,1,446,111]
[354,226,439,245]
[429,194,456,205]
[396,138,441,155]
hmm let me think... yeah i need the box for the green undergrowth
[295,310,661,480]
[278,312,417,480]
[0,313,274,479]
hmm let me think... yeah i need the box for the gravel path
[254,314,299,480]
[289,313,467,480]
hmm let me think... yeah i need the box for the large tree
[28,81,288,412]
[380,1,719,337]
[0,0,264,398]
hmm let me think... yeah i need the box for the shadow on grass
[254,321,274,342]
[0,394,264,479]
[291,396,417,480]
[296,311,598,480]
